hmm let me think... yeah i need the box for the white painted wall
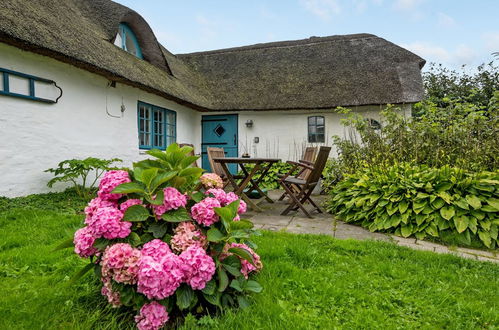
[203,104,412,162]
[0,42,201,197]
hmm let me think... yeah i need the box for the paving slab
[334,221,391,241]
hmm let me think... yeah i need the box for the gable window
[114,23,143,59]
[308,116,325,143]
[138,101,176,150]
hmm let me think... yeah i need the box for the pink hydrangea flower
[101,243,141,284]
[200,173,224,189]
[141,239,171,260]
[134,301,169,330]
[170,222,207,253]
[190,197,221,226]
[101,277,121,307]
[151,187,187,217]
[86,206,131,240]
[119,198,143,212]
[224,243,263,279]
[205,188,227,202]
[98,170,131,201]
[179,245,216,290]
[205,189,246,219]
[137,253,183,300]
[73,226,98,258]
[84,197,117,224]
[224,192,247,215]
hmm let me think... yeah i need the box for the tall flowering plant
[60,144,262,330]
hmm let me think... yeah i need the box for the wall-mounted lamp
[245,119,253,128]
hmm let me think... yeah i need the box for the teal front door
[201,114,238,174]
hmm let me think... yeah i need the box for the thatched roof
[0,0,425,111]
[179,34,426,110]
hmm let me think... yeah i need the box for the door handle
[234,134,236,145]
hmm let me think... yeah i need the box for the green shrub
[331,93,499,178]
[327,163,499,248]
[422,62,499,111]
[45,157,122,198]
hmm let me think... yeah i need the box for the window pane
[308,117,315,125]
[309,126,316,134]
[317,116,324,125]
[309,134,316,143]
[317,134,325,143]
[317,126,324,134]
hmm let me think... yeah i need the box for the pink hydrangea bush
[224,243,263,279]
[134,302,169,330]
[151,187,187,217]
[73,226,98,258]
[101,243,141,284]
[69,145,262,329]
[190,197,221,226]
[179,245,216,290]
[200,173,224,189]
[170,222,207,253]
[98,170,131,200]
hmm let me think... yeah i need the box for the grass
[0,191,498,329]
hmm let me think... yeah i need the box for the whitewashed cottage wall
[0,42,201,197]
[204,104,412,162]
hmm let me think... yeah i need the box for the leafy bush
[45,157,122,198]
[331,94,499,177]
[59,144,263,329]
[327,163,499,248]
[422,62,499,111]
[238,162,294,190]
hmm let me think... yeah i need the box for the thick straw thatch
[179,34,426,110]
[0,0,425,111]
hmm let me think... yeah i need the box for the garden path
[244,190,499,263]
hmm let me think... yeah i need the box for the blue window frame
[0,67,62,103]
[308,116,325,143]
[115,23,143,59]
[138,101,176,150]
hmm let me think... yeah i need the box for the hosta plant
[327,163,499,248]
[58,144,263,330]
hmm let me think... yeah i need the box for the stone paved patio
[244,190,499,263]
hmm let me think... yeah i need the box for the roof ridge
[178,33,378,57]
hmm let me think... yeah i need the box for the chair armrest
[299,159,314,165]
[286,160,314,171]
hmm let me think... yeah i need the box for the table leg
[240,162,275,203]
[220,162,262,212]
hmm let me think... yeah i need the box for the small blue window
[114,23,143,59]
[138,101,176,150]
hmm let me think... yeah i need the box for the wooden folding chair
[206,147,243,188]
[179,143,198,167]
[279,146,331,218]
[278,146,317,201]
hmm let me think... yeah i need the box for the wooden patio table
[212,157,281,212]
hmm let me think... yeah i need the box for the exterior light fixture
[245,119,253,128]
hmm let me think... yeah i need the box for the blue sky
[116,0,499,70]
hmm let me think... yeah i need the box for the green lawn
[0,192,498,329]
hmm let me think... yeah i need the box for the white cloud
[402,42,476,66]
[402,42,450,62]
[392,0,422,11]
[300,0,341,21]
[482,32,499,53]
[437,12,455,28]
